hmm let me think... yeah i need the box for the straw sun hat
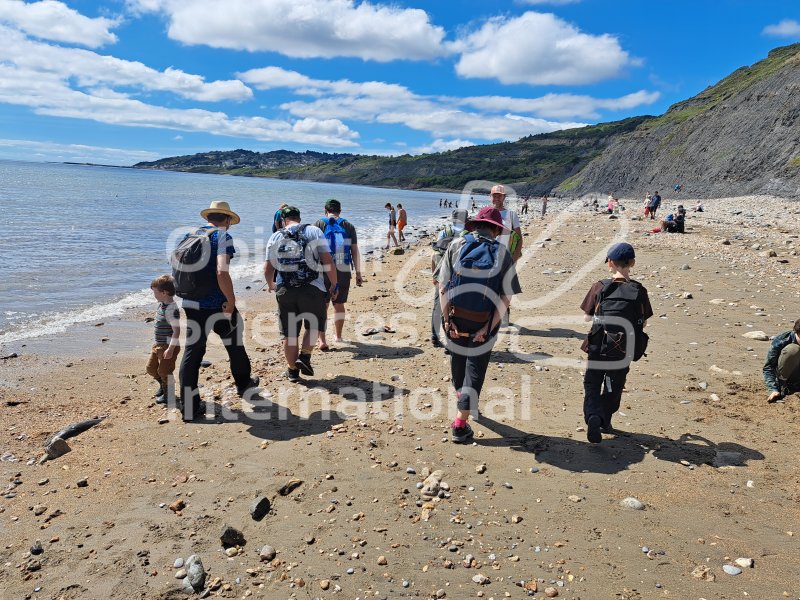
[200,200,240,225]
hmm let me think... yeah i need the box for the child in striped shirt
[146,275,181,403]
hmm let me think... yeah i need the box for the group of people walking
[146,185,800,447]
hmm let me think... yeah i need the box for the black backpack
[171,228,218,300]
[274,224,319,288]
[586,279,649,362]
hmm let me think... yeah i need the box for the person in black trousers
[178,201,258,421]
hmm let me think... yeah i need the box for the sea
[0,160,468,346]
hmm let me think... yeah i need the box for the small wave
[0,288,153,345]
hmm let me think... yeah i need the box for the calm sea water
[0,160,467,344]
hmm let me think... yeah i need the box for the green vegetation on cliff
[134,117,650,193]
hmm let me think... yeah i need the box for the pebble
[320,579,330,590]
[476,464,486,474]
[175,568,187,579]
[723,564,742,576]
[33,504,47,516]
[734,557,753,568]
[76,477,89,488]
[225,547,239,557]
[250,496,271,521]
[174,558,184,569]
[220,525,246,547]
[377,555,387,565]
[406,467,416,474]
[620,497,645,510]
[567,495,581,503]
[182,554,206,593]
[259,545,276,562]
[544,587,559,597]
[168,499,185,512]
[529,467,539,473]
[472,573,489,585]
[347,567,355,575]
[402,580,410,588]
[30,541,43,555]
[502,482,513,489]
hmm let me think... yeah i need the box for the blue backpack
[275,224,319,288]
[323,217,352,266]
[447,233,504,331]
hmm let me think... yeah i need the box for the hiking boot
[282,368,301,382]
[451,422,475,444]
[237,376,260,397]
[154,384,165,399]
[587,415,602,443]
[295,353,314,376]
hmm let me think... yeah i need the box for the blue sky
[0,0,797,164]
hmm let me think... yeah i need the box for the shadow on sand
[475,416,765,475]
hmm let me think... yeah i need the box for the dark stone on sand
[200,360,212,368]
[250,496,271,521]
[220,524,246,548]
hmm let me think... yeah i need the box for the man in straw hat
[176,200,258,421]
[435,207,522,443]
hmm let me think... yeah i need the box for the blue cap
[606,242,635,262]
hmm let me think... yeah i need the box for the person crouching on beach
[436,207,522,443]
[146,275,181,404]
[763,318,800,403]
[580,243,653,443]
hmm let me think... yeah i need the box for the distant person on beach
[397,203,408,242]
[436,207,522,443]
[763,319,800,403]
[644,193,652,218]
[272,203,289,233]
[265,206,338,382]
[541,195,548,218]
[490,184,522,326]
[430,208,468,348]
[520,196,528,215]
[649,191,662,220]
[471,196,477,212]
[384,203,399,249]
[580,243,652,443]
[174,200,258,421]
[693,201,704,212]
[315,199,362,349]
[146,275,181,404]
[439,199,443,208]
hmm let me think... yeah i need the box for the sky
[0,0,798,165]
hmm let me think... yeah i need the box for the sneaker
[282,368,300,382]
[451,422,475,444]
[295,354,314,376]
[587,415,602,443]
[237,376,260,397]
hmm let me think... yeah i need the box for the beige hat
[200,200,240,225]
[490,184,506,196]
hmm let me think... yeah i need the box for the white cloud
[454,12,633,85]
[172,135,183,140]
[763,19,800,37]
[243,66,659,142]
[460,90,660,119]
[0,137,161,164]
[129,0,448,61]
[415,139,476,154]
[0,52,358,148]
[0,0,119,48]
[0,25,252,102]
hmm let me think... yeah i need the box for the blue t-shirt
[184,226,236,309]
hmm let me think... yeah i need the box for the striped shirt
[154,301,180,344]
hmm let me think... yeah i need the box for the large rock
[182,554,206,593]
[741,331,769,341]
[43,437,71,461]
[220,525,246,548]
[249,496,271,521]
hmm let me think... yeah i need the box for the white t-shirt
[497,209,520,250]
[266,223,329,292]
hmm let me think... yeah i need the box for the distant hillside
[133,117,650,194]
[135,44,800,198]
[560,43,800,198]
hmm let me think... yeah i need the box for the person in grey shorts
[265,206,338,382]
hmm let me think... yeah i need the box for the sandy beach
[1,195,799,600]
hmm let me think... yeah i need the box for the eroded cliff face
[565,44,800,199]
